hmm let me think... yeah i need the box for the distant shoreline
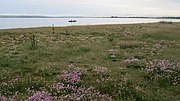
[0,15,180,19]
[1,22,180,30]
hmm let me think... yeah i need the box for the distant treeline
[109,16,180,19]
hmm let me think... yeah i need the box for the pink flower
[26,91,53,101]
[60,71,81,85]
[93,66,109,74]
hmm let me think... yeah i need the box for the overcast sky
[0,0,180,16]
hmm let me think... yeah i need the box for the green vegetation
[0,22,180,100]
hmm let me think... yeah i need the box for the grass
[0,22,180,100]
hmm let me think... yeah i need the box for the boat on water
[69,20,77,22]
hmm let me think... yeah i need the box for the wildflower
[93,66,109,74]
[26,91,53,101]
[144,59,180,85]
[60,70,81,85]
[124,57,139,64]
[0,96,7,101]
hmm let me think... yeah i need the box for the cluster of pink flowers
[123,57,143,69]
[144,59,180,85]
[108,49,119,58]
[0,96,15,101]
[60,70,81,85]
[1,92,53,101]
[95,76,112,84]
[145,59,179,73]
[124,57,140,64]
[26,91,53,101]
[0,65,114,100]
[53,65,113,100]
[52,83,113,101]
[93,66,109,74]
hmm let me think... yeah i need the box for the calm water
[0,18,179,29]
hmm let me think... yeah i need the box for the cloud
[0,0,180,16]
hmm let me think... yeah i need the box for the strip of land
[0,15,180,19]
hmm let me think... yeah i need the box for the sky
[0,0,180,17]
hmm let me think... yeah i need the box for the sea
[0,18,179,29]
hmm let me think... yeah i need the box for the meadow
[0,22,180,101]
